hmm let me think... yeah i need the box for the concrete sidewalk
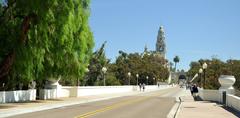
[177,89,239,118]
[0,87,168,118]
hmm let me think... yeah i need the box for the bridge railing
[199,89,240,112]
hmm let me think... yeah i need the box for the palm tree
[173,56,180,72]
[169,62,174,71]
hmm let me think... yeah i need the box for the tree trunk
[0,13,36,80]
[174,62,177,72]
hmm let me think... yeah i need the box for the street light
[2,83,5,91]
[146,76,149,85]
[136,74,139,85]
[153,77,155,85]
[102,67,107,86]
[199,68,203,87]
[128,72,131,85]
[202,62,208,89]
[85,68,89,72]
[83,68,90,86]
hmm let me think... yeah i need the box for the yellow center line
[75,90,170,118]
[75,96,150,118]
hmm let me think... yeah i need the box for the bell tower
[156,26,166,58]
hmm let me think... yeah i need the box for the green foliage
[85,42,109,86]
[0,0,94,90]
[186,61,201,83]
[105,72,121,86]
[187,58,240,90]
[173,56,180,71]
[112,51,169,85]
[226,60,240,90]
[84,49,169,86]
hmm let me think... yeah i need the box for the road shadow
[221,105,240,117]
[184,106,196,108]
[0,99,64,106]
[193,96,202,101]
[0,105,16,109]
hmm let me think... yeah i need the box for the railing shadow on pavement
[221,105,240,117]
[193,95,202,101]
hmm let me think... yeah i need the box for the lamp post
[83,68,90,86]
[153,77,156,85]
[102,67,107,86]
[2,83,5,91]
[128,72,131,85]
[202,62,208,89]
[136,74,139,85]
[146,76,149,85]
[199,68,203,88]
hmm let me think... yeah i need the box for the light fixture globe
[136,74,139,78]
[199,68,203,73]
[202,62,207,69]
[102,67,107,73]
[128,72,131,76]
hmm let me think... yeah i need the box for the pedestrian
[139,83,142,91]
[190,84,193,95]
[157,83,160,88]
[142,83,145,92]
[192,84,199,100]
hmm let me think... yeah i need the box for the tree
[173,56,180,71]
[169,62,174,71]
[226,60,240,90]
[105,72,121,86]
[0,0,94,90]
[84,42,110,86]
[187,58,240,90]
[113,51,169,85]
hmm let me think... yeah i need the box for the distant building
[155,26,166,59]
[142,26,172,83]
[142,26,167,59]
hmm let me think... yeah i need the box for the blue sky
[89,0,240,70]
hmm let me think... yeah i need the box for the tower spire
[156,26,166,58]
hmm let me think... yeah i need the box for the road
[7,87,183,118]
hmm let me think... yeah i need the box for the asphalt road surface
[8,87,183,118]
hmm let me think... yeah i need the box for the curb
[174,97,182,118]
[167,97,182,118]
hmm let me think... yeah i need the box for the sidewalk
[0,87,165,118]
[177,89,239,118]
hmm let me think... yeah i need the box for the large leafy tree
[84,42,110,86]
[0,0,94,90]
[187,58,240,90]
[84,42,120,86]
[113,51,169,85]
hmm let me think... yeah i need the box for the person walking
[192,84,199,100]
[142,83,145,92]
[190,84,193,95]
[139,83,142,91]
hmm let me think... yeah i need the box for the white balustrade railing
[199,89,240,112]
[0,89,36,103]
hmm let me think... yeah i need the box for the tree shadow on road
[0,105,16,109]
